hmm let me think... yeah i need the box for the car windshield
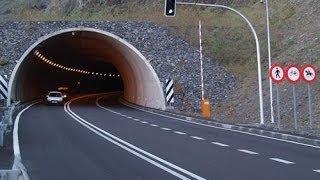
[49,92,62,97]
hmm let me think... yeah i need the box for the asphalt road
[18,93,320,180]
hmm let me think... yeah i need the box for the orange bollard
[201,99,211,119]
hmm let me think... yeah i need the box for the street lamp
[176,1,265,125]
[261,0,275,124]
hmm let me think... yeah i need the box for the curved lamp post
[176,1,265,125]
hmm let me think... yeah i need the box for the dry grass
[2,0,320,135]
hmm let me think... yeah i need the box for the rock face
[0,21,235,112]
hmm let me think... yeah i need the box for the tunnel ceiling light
[33,50,116,78]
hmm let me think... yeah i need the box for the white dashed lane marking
[269,158,295,164]
[161,127,171,131]
[174,131,187,135]
[140,121,149,124]
[237,149,259,155]
[313,169,320,173]
[190,136,205,140]
[133,118,140,121]
[150,124,159,127]
[211,142,230,147]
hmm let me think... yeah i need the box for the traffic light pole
[176,1,265,125]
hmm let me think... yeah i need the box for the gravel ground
[0,21,235,114]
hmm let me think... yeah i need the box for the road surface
[17,93,320,180]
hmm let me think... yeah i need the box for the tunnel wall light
[33,50,121,78]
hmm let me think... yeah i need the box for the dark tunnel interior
[9,29,166,109]
[15,31,124,101]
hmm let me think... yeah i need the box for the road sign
[286,65,301,83]
[301,65,317,83]
[165,78,174,104]
[269,64,285,83]
[164,0,176,17]
[0,75,8,99]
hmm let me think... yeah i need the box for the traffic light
[165,0,176,17]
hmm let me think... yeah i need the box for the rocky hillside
[0,0,319,136]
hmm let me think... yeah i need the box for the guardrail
[0,103,16,147]
[0,169,21,180]
[1,101,29,180]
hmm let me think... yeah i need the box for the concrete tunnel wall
[7,28,166,110]
[0,21,236,113]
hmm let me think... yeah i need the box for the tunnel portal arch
[7,27,166,110]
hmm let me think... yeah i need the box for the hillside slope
[0,0,319,136]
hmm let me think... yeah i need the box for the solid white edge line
[237,149,259,155]
[211,142,230,147]
[121,101,320,149]
[64,102,190,180]
[68,95,207,180]
[269,158,295,164]
[13,101,40,158]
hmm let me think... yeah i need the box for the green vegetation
[0,58,8,66]
[2,1,297,71]
[2,0,320,129]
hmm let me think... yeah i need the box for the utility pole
[264,0,275,123]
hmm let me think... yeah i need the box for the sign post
[286,65,301,130]
[172,1,265,124]
[165,78,174,107]
[301,65,317,129]
[269,64,285,129]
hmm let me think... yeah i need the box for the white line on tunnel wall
[8,27,166,109]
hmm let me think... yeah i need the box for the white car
[46,91,66,105]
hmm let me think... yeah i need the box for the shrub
[0,58,8,66]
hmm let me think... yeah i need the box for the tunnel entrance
[8,28,166,110]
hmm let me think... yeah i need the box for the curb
[120,99,320,148]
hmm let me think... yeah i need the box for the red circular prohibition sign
[285,64,301,84]
[269,64,285,84]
